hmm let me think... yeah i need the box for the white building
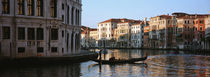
[97,19,119,47]
[0,0,82,57]
[131,23,144,48]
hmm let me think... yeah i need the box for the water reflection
[1,49,210,77]
[0,64,81,77]
[82,49,210,77]
[100,49,146,60]
[146,55,210,77]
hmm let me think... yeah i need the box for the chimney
[195,14,197,18]
[144,17,147,25]
[144,17,147,23]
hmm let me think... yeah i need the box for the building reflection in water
[0,64,81,77]
[146,54,210,77]
[100,49,145,60]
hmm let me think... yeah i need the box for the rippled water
[0,49,210,77]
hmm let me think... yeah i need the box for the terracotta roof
[81,31,86,34]
[89,28,97,31]
[99,18,141,24]
[99,19,122,23]
[177,15,209,19]
[159,15,172,19]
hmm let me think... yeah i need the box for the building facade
[148,13,209,49]
[130,23,144,48]
[149,15,176,48]
[143,25,150,48]
[205,15,210,50]
[97,19,120,47]
[81,26,89,48]
[97,18,143,48]
[174,13,208,49]
[89,28,98,47]
[115,22,132,47]
[0,0,82,57]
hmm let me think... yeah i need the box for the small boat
[92,56,147,64]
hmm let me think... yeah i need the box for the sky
[82,0,210,28]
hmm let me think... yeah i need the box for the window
[62,48,64,53]
[18,47,25,53]
[62,3,64,10]
[51,47,57,53]
[62,15,64,22]
[27,0,34,16]
[50,0,57,17]
[62,30,64,37]
[71,7,74,25]
[168,20,170,24]
[18,0,25,15]
[200,20,203,24]
[28,28,35,40]
[200,26,203,31]
[1,0,10,14]
[37,0,43,16]
[37,47,43,53]
[18,27,25,40]
[51,29,58,40]
[67,6,69,24]
[2,27,10,39]
[76,10,79,25]
[37,28,44,40]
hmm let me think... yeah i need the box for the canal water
[0,49,210,77]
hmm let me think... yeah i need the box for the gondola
[92,56,147,64]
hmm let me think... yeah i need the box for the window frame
[1,0,10,14]
[27,28,35,40]
[37,0,43,16]
[18,0,25,15]
[2,26,10,39]
[36,28,44,40]
[51,28,58,40]
[18,27,25,40]
[18,47,25,53]
[50,0,57,17]
[51,47,57,53]
[27,0,34,16]
[37,47,44,53]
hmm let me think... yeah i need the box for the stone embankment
[0,50,98,66]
